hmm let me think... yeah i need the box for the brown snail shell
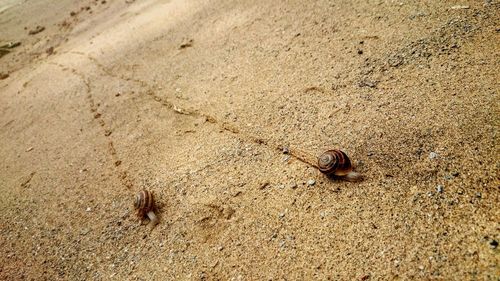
[318,149,362,181]
[134,190,159,229]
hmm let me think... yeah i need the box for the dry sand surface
[0,0,499,280]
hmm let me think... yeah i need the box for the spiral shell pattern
[318,149,352,176]
[134,190,154,214]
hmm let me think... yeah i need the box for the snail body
[134,190,159,229]
[318,149,362,181]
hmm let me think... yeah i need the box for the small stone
[436,185,444,193]
[282,147,289,154]
[290,182,298,189]
[359,79,378,88]
[86,207,92,212]
[429,152,438,159]
[307,179,316,186]
[476,192,482,198]
[179,39,193,49]
[388,56,403,67]
[451,5,469,9]
[28,25,45,35]
[279,240,286,248]
[279,212,285,218]
[46,47,54,55]
[26,147,33,152]
[259,182,269,189]
[489,239,498,249]
[445,171,460,180]
[427,192,433,197]
[319,211,326,219]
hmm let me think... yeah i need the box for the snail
[318,149,362,182]
[134,190,159,230]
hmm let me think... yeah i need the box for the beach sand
[0,0,498,279]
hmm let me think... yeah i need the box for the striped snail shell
[134,190,159,230]
[318,149,362,181]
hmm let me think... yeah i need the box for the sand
[0,0,499,280]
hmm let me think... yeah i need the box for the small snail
[134,190,159,230]
[318,149,362,182]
